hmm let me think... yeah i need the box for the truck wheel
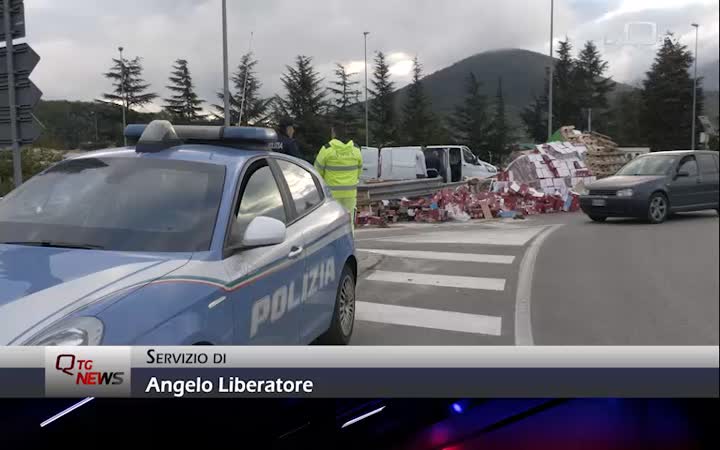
[647,193,669,224]
[317,265,355,345]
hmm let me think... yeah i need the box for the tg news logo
[46,347,131,396]
[55,354,125,386]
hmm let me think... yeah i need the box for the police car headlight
[24,317,104,346]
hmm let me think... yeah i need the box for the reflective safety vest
[314,139,363,199]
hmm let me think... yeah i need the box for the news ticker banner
[0,347,717,398]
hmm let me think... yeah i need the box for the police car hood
[0,244,190,344]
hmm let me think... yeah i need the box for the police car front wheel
[318,265,356,345]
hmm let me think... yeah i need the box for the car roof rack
[125,120,278,153]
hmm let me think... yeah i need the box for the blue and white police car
[0,121,357,346]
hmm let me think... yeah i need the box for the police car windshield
[0,157,225,252]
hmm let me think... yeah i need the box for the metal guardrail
[357,178,467,205]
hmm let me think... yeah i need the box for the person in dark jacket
[274,118,304,160]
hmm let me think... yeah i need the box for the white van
[360,147,380,181]
[379,147,428,180]
[425,145,498,182]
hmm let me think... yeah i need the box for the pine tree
[369,52,397,146]
[163,59,204,123]
[276,55,328,159]
[401,56,434,145]
[641,33,704,151]
[486,77,511,164]
[328,63,362,140]
[607,88,645,146]
[213,53,272,126]
[521,66,555,143]
[553,38,580,128]
[102,56,158,111]
[449,72,490,159]
[574,41,615,131]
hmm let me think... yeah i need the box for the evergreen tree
[328,63,362,140]
[276,55,328,160]
[486,77,511,164]
[163,59,204,123]
[213,53,272,126]
[607,88,645,146]
[369,52,397,146]
[449,72,490,159]
[574,41,615,131]
[102,56,158,111]
[641,33,704,151]
[553,38,579,128]
[401,56,434,145]
[521,66,552,143]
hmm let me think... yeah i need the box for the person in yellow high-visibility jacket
[314,132,363,230]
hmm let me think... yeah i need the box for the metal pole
[691,23,699,151]
[588,108,592,133]
[3,0,21,187]
[118,47,127,146]
[222,0,230,127]
[547,0,554,142]
[237,32,254,126]
[364,31,370,148]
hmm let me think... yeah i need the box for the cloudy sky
[22,0,720,112]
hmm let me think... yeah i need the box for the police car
[0,121,357,345]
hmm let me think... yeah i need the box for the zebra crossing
[352,222,549,345]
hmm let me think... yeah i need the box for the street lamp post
[222,0,230,127]
[364,31,370,149]
[547,0,554,142]
[118,46,127,146]
[691,23,699,151]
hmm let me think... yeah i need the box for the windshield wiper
[2,241,105,250]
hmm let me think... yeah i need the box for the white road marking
[514,224,564,346]
[366,270,506,291]
[356,301,502,336]
[368,227,546,247]
[358,249,515,264]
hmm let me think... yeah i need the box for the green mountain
[394,49,557,121]
[393,48,719,138]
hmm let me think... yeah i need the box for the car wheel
[647,193,669,224]
[317,264,355,345]
[589,215,607,223]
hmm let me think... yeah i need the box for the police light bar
[125,120,278,152]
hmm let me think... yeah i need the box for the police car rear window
[0,157,226,252]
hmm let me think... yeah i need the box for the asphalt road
[531,211,719,345]
[352,210,719,345]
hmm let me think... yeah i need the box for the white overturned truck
[358,145,498,205]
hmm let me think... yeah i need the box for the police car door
[224,159,305,344]
[274,158,340,343]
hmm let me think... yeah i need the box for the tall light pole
[691,23,699,150]
[222,0,231,127]
[364,31,370,149]
[547,0,554,142]
[118,46,127,146]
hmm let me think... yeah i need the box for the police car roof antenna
[237,31,254,127]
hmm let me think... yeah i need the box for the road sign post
[1,0,42,188]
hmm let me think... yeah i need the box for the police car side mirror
[241,216,287,248]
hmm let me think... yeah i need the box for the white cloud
[21,0,720,109]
